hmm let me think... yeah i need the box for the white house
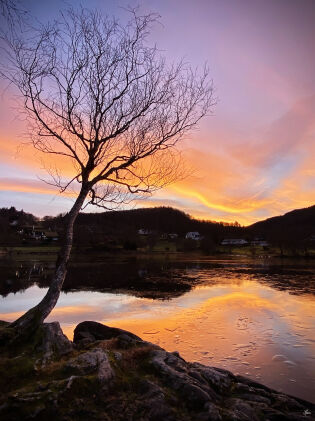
[221,238,248,246]
[186,231,202,241]
[138,228,153,236]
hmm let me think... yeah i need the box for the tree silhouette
[2,7,215,336]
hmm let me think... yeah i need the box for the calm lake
[0,255,314,403]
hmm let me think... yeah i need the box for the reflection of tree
[1,259,314,300]
[63,264,193,300]
[0,262,50,297]
[0,259,194,299]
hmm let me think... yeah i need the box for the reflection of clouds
[0,286,47,313]
[52,292,155,322]
[105,283,315,402]
[1,280,314,327]
[1,274,314,401]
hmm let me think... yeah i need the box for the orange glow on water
[1,263,315,402]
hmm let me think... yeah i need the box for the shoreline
[1,245,315,260]
[1,320,314,420]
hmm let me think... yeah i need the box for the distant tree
[200,236,216,255]
[146,232,158,251]
[182,238,198,252]
[2,7,215,336]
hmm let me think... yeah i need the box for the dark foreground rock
[0,321,314,421]
[73,320,142,343]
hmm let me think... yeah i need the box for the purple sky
[0,0,314,224]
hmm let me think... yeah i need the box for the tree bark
[10,185,89,336]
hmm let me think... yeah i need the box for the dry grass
[120,344,156,371]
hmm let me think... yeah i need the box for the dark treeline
[74,207,242,244]
[0,207,37,225]
[247,205,315,256]
[47,207,242,252]
[0,205,314,254]
[2,257,314,299]
[0,207,38,245]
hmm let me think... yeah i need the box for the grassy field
[2,246,60,253]
[1,243,314,259]
[151,240,177,252]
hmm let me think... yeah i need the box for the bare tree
[0,0,27,31]
[3,7,215,336]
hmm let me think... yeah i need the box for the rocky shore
[0,320,314,420]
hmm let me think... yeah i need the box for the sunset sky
[0,0,314,225]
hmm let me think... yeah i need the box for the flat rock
[65,347,114,383]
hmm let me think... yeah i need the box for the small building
[138,228,153,236]
[18,226,59,241]
[221,238,248,246]
[42,231,59,241]
[251,237,269,246]
[33,230,44,240]
[18,226,39,239]
[186,232,202,241]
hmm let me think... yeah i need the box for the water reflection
[1,256,315,298]
[0,256,314,402]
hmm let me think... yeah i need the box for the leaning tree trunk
[10,186,89,336]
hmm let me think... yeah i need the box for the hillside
[76,207,195,235]
[1,204,314,251]
[246,205,315,241]
[72,207,243,246]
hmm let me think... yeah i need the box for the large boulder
[73,320,142,343]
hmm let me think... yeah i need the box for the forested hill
[52,204,315,247]
[75,207,242,242]
[246,205,315,241]
[246,205,315,249]
[1,204,314,246]
[76,204,314,238]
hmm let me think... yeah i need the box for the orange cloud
[0,91,314,225]
[0,177,58,195]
